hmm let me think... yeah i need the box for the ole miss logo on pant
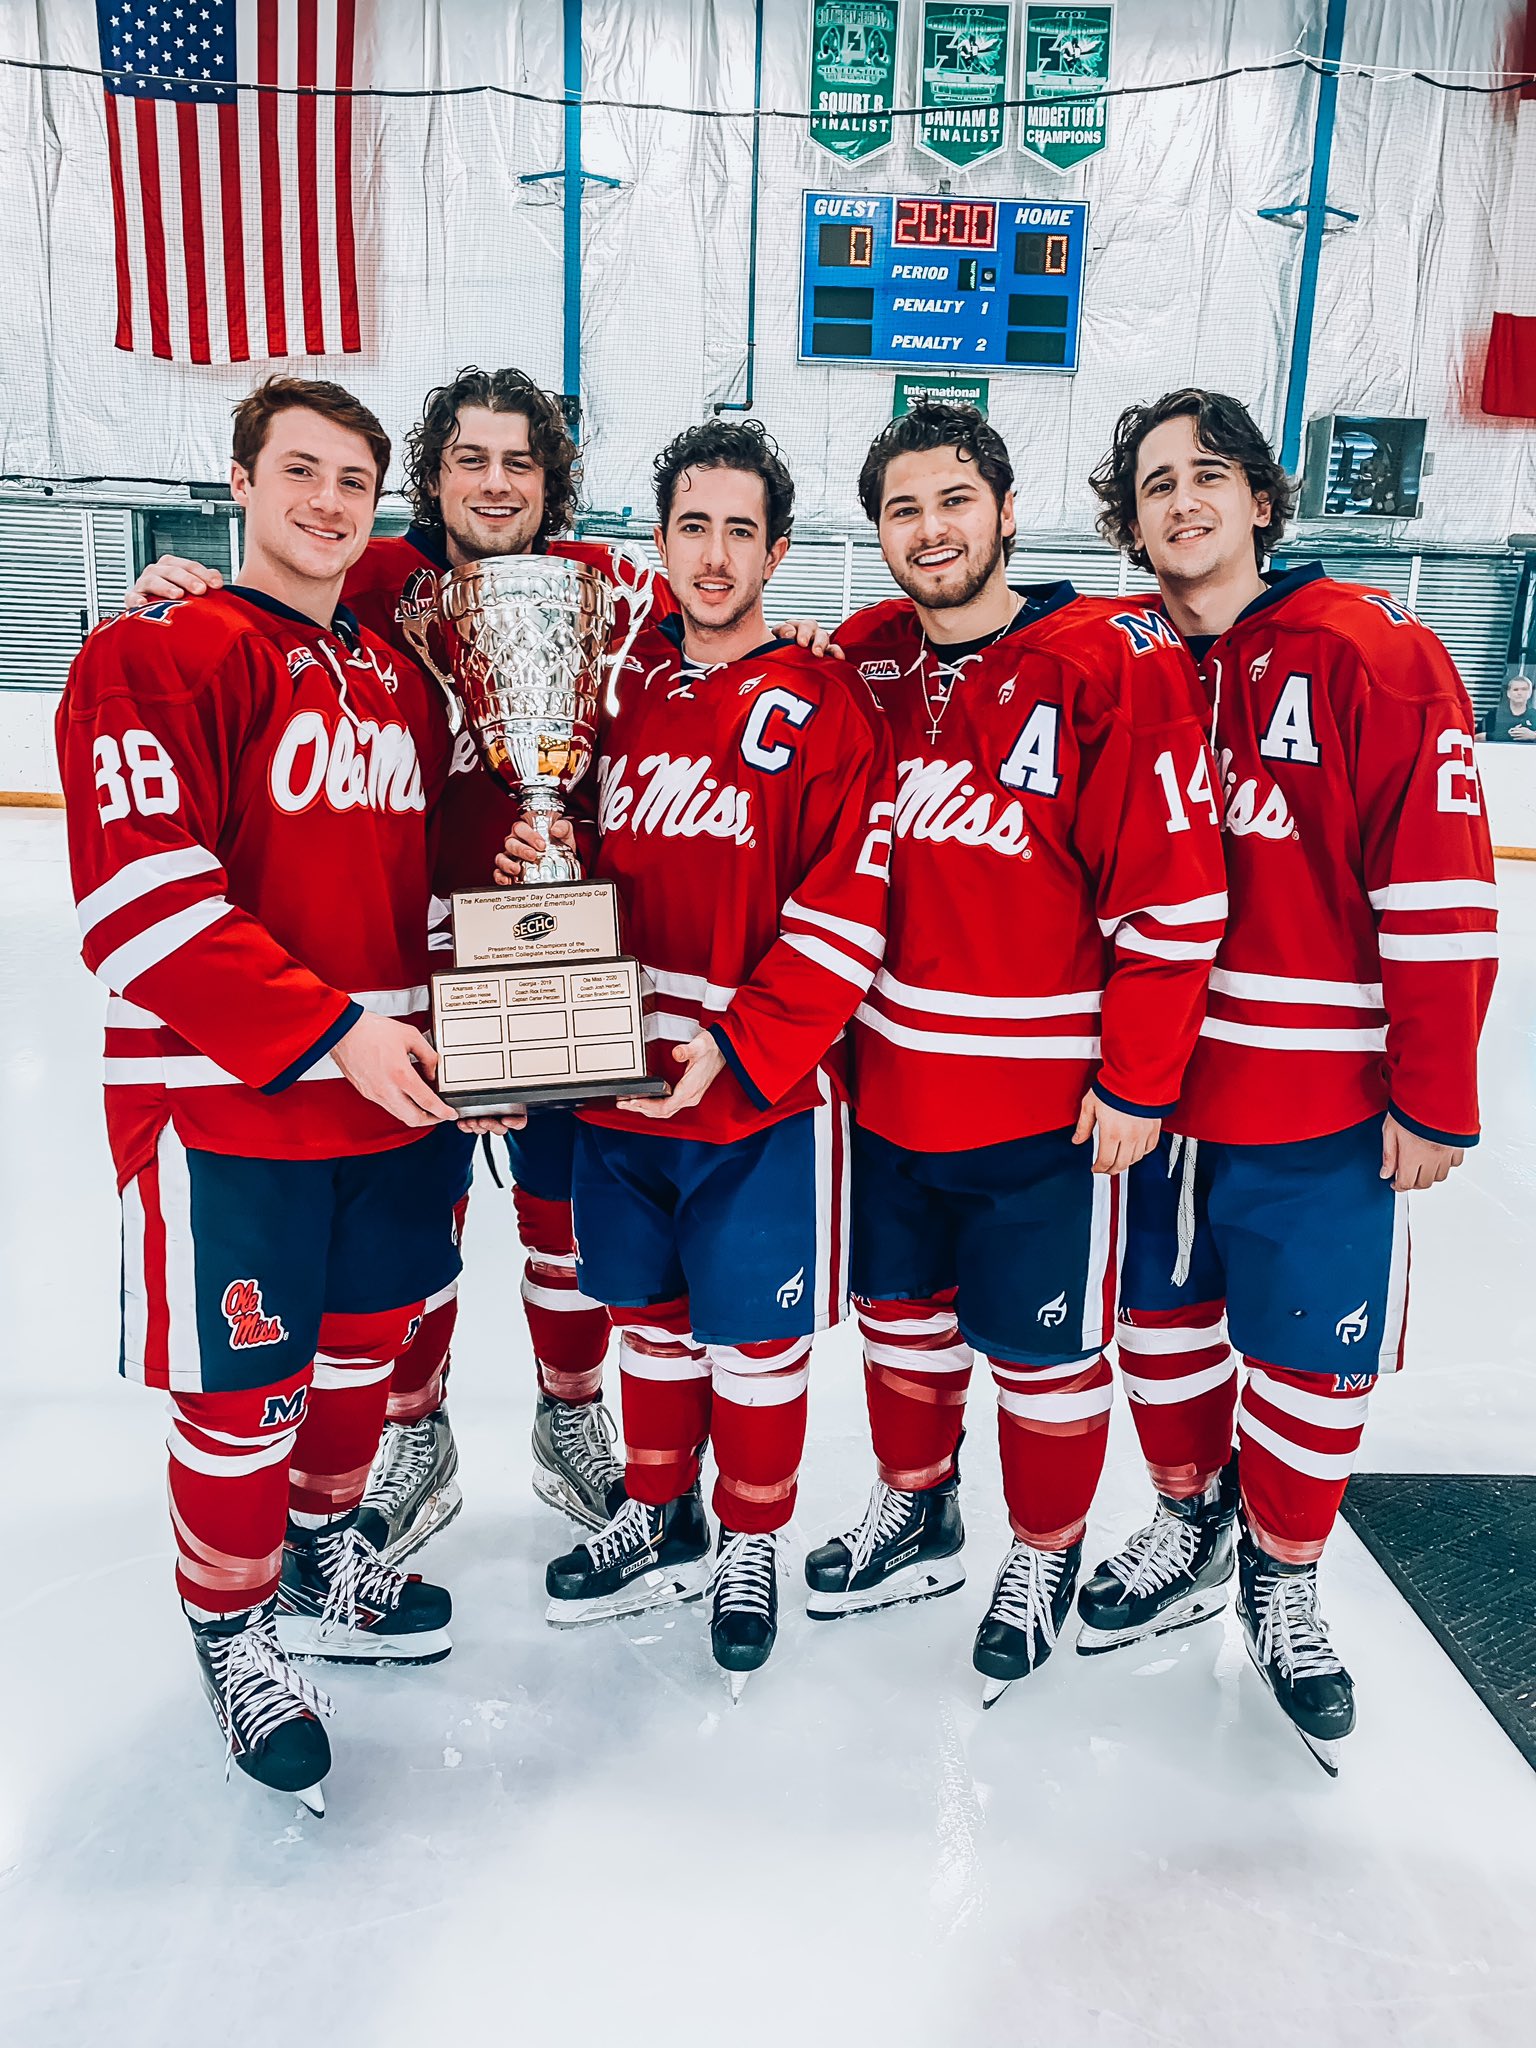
[221,1279,289,1351]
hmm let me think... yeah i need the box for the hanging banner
[1021,5,1113,171]
[809,2,902,163]
[917,3,1012,168]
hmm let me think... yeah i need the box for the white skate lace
[317,1526,412,1636]
[1255,1568,1344,1681]
[711,1531,779,1620]
[1105,1503,1200,1597]
[988,1542,1069,1650]
[362,1417,440,1519]
[845,1482,917,1578]
[549,1399,622,1487]
[582,1494,659,1574]
[214,1613,333,1777]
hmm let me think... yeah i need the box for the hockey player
[57,378,465,1813]
[1079,389,1497,1770]
[806,403,1228,1704]
[497,420,894,1688]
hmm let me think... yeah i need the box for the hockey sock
[1237,1359,1372,1564]
[169,1367,309,1614]
[516,1187,611,1404]
[288,1306,423,1522]
[858,1291,974,1490]
[708,1336,812,1534]
[1116,1299,1238,1498]
[385,1276,460,1423]
[990,1352,1114,1549]
[613,1297,711,1507]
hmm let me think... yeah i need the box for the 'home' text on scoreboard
[799,192,1088,374]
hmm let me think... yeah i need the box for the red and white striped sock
[1116,1300,1238,1499]
[708,1337,812,1534]
[289,1306,422,1523]
[858,1291,974,1491]
[169,1368,308,1616]
[613,1297,710,1508]
[990,1352,1114,1549]
[516,1187,612,1404]
[1237,1359,1371,1564]
[385,1276,460,1424]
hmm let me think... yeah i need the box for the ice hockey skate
[189,1599,334,1816]
[277,1511,453,1664]
[710,1528,781,1698]
[356,1406,462,1566]
[1236,1526,1355,1775]
[531,1390,627,1529]
[544,1489,711,1627]
[803,1474,965,1619]
[1076,1458,1238,1655]
[973,1539,1082,1707]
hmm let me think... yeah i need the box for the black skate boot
[545,1488,711,1626]
[531,1391,626,1530]
[356,1407,462,1566]
[710,1528,781,1698]
[1237,1527,1355,1774]
[277,1510,452,1664]
[804,1473,965,1619]
[973,1539,1082,1707]
[189,1598,333,1815]
[1076,1458,1238,1655]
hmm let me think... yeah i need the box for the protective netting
[2,0,1536,547]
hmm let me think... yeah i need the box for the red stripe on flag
[175,104,212,365]
[133,98,173,361]
[296,0,325,355]
[334,0,361,351]
[256,0,287,358]
[1483,311,1536,420]
[102,92,134,353]
[217,102,251,364]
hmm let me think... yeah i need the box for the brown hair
[231,376,391,496]
[405,367,578,542]
[1089,387,1297,571]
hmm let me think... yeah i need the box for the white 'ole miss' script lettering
[598,753,755,845]
[893,756,1032,857]
[1218,747,1295,839]
[269,710,426,815]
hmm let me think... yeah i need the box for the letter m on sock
[261,1387,308,1429]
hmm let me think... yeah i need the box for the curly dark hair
[856,402,1015,534]
[404,366,577,541]
[1090,388,1297,572]
[653,418,795,546]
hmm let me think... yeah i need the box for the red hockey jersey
[1132,565,1497,1147]
[344,526,677,896]
[835,587,1228,1153]
[56,588,453,1180]
[580,620,895,1146]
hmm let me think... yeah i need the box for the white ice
[3,806,1535,2048]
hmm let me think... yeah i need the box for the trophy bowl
[437,554,615,883]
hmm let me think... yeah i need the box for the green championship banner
[1021,4,1113,170]
[917,3,1012,168]
[894,374,990,416]
[809,1,902,163]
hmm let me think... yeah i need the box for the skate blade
[726,1670,752,1705]
[1075,1584,1231,1657]
[1241,1632,1344,1778]
[544,1561,709,1629]
[381,1481,463,1567]
[980,1676,1012,1710]
[805,1554,966,1620]
[531,1465,611,1532]
[276,1617,453,1665]
[295,1782,326,1817]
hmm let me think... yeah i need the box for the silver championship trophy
[428,550,666,1111]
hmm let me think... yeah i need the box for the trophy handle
[413,592,465,734]
[600,542,658,714]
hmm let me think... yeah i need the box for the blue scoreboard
[798,191,1088,375]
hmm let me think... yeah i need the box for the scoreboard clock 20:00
[799,191,1088,374]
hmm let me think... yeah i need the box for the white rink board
[2,808,1535,2048]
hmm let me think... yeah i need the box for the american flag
[96,2,360,364]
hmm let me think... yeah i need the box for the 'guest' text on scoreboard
[798,192,1088,375]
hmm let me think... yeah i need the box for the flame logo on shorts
[1037,1291,1069,1328]
[1335,1301,1370,1345]
[776,1267,806,1309]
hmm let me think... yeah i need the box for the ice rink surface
[3,805,1535,2048]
